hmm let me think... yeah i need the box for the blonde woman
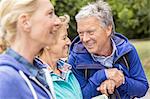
[36,15,83,99]
[0,0,61,99]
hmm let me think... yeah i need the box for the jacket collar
[70,33,132,59]
[0,48,40,77]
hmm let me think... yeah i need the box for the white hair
[75,0,115,34]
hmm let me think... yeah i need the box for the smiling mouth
[84,43,93,48]
[49,31,56,34]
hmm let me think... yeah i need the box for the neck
[97,39,113,56]
[40,49,58,70]
[47,56,58,70]
[11,36,43,64]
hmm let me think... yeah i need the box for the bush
[51,0,150,39]
[107,0,150,39]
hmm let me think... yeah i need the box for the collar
[5,48,39,77]
[35,58,72,80]
[91,39,117,67]
[92,39,117,59]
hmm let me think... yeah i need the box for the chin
[64,54,68,58]
[87,48,95,53]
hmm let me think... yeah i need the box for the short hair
[75,0,115,34]
[0,0,38,44]
[59,15,70,29]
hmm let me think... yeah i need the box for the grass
[131,40,150,81]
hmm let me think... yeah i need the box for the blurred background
[51,0,150,81]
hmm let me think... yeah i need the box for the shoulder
[0,66,27,89]
[0,66,29,98]
[113,33,136,54]
[0,66,21,85]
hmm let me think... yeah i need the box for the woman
[36,15,83,99]
[0,0,61,99]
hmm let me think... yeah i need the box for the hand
[97,79,116,96]
[106,68,125,88]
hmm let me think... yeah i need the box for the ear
[106,25,112,37]
[18,13,31,32]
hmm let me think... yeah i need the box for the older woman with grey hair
[68,0,148,99]
[0,0,61,99]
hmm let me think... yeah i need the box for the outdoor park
[52,0,150,80]
[132,40,150,98]
[0,0,150,99]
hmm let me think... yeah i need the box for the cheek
[63,45,68,52]
[43,18,55,29]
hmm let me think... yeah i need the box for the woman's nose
[67,37,71,45]
[54,15,61,28]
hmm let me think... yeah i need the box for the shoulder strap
[116,54,130,71]
[122,54,129,70]
[85,69,90,80]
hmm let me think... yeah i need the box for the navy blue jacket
[0,54,52,99]
[68,33,149,99]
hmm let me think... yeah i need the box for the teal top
[36,58,83,99]
[51,60,83,99]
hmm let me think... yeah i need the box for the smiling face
[77,16,112,55]
[50,24,71,58]
[28,0,61,47]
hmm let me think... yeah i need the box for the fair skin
[98,68,124,95]
[77,16,124,95]
[77,16,112,56]
[40,23,71,75]
[11,0,60,64]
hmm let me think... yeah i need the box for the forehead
[77,16,100,31]
[57,25,68,36]
[37,0,54,11]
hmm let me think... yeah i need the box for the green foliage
[107,0,150,39]
[51,0,94,40]
[51,0,150,39]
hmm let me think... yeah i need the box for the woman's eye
[63,37,66,40]
[49,11,54,17]
[63,35,68,40]
[78,32,83,36]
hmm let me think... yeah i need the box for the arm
[68,52,107,99]
[118,46,149,97]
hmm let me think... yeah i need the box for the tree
[107,0,150,39]
[51,0,150,39]
[51,0,94,40]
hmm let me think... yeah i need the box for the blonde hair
[59,15,70,28]
[0,37,7,53]
[55,14,70,42]
[0,0,38,45]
